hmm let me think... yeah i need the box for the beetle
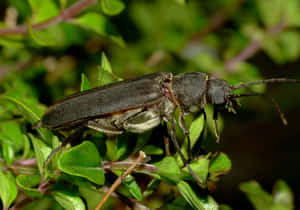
[37,71,300,186]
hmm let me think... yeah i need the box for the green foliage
[240,180,294,210]
[58,141,105,185]
[0,171,18,208]
[177,181,218,210]
[0,0,298,209]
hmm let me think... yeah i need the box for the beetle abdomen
[40,72,172,129]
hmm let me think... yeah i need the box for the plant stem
[224,20,286,72]
[0,0,98,36]
[95,151,146,210]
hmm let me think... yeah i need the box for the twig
[103,160,157,173]
[0,0,98,36]
[95,151,146,210]
[224,20,286,72]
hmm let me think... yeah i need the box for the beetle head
[206,79,238,113]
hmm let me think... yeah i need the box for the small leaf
[22,134,31,159]
[0,171,18,208]
[284,0,300,27]
[143,145,164,155]
[156,156,181,185]
[2,142,14,165]
[52,191,86,210]
[143,179,161,198]
[182,158,209,184]
[28,22,57,47]
[58,141,105,185]
[16,174,42,197]
[28,0,59,23]
[29,134,51,177]
[123,175,143,201]
[0,121,24,151]
[279,30,300,62]
[273,180,294,208]
[98,52,122,87]
[1,96,52,144]
[101,0,125,16]
[255,0,283,27]
[72,13,125,47]
[240,181,273,209]
[177,181,218,210]
[209,153,232,178]
[188,114,205,148]
[80,73,91,92]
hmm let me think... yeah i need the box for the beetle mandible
[37,71,300,186]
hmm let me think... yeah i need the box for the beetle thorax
[172,72,208,113]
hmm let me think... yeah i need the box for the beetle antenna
[233,78,300,90]
[230,93,288,126]
[271,97,287,126]
[230,93,264,98]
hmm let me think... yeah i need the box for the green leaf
[182,158,209,184]
[0,171,18,208]
[58,141,105,185]
[285,0,300,27]
[80,73,91,92]
[101,0,125,16]
[143,145,164,155]
[72,13,125,47]
[273,180,294,208]
[255,0,283,27]
[28,0,59,23]
[2,142,14,165]
[123,175,143,201]
[278,30,300,62]
[134,130,152,153]
[114,136,129,160]
[156,156,181,185]
[1,96,40,123]
[27,22,57,47]
[22,134,31,159]
[29,134,51,177]
[16,174,42,197]
[143,179,161,198]
[0,121,24,151]
[98,52,122,87]
[177,181,218,210]
[188,114,205,148]
[181,114,205,158]
[209,153,232,178]
[1,96,52,144]
[52,191,86,210]
[240,181,273,209]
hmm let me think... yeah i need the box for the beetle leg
[86,118,123,135]
[213,107,220,143]
[119,108,161,133]
[178,111,192,161]
[163,115,204,188]
[44,125,86,168]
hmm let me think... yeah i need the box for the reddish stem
[0,0,98,36]
[224,20,286,72]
